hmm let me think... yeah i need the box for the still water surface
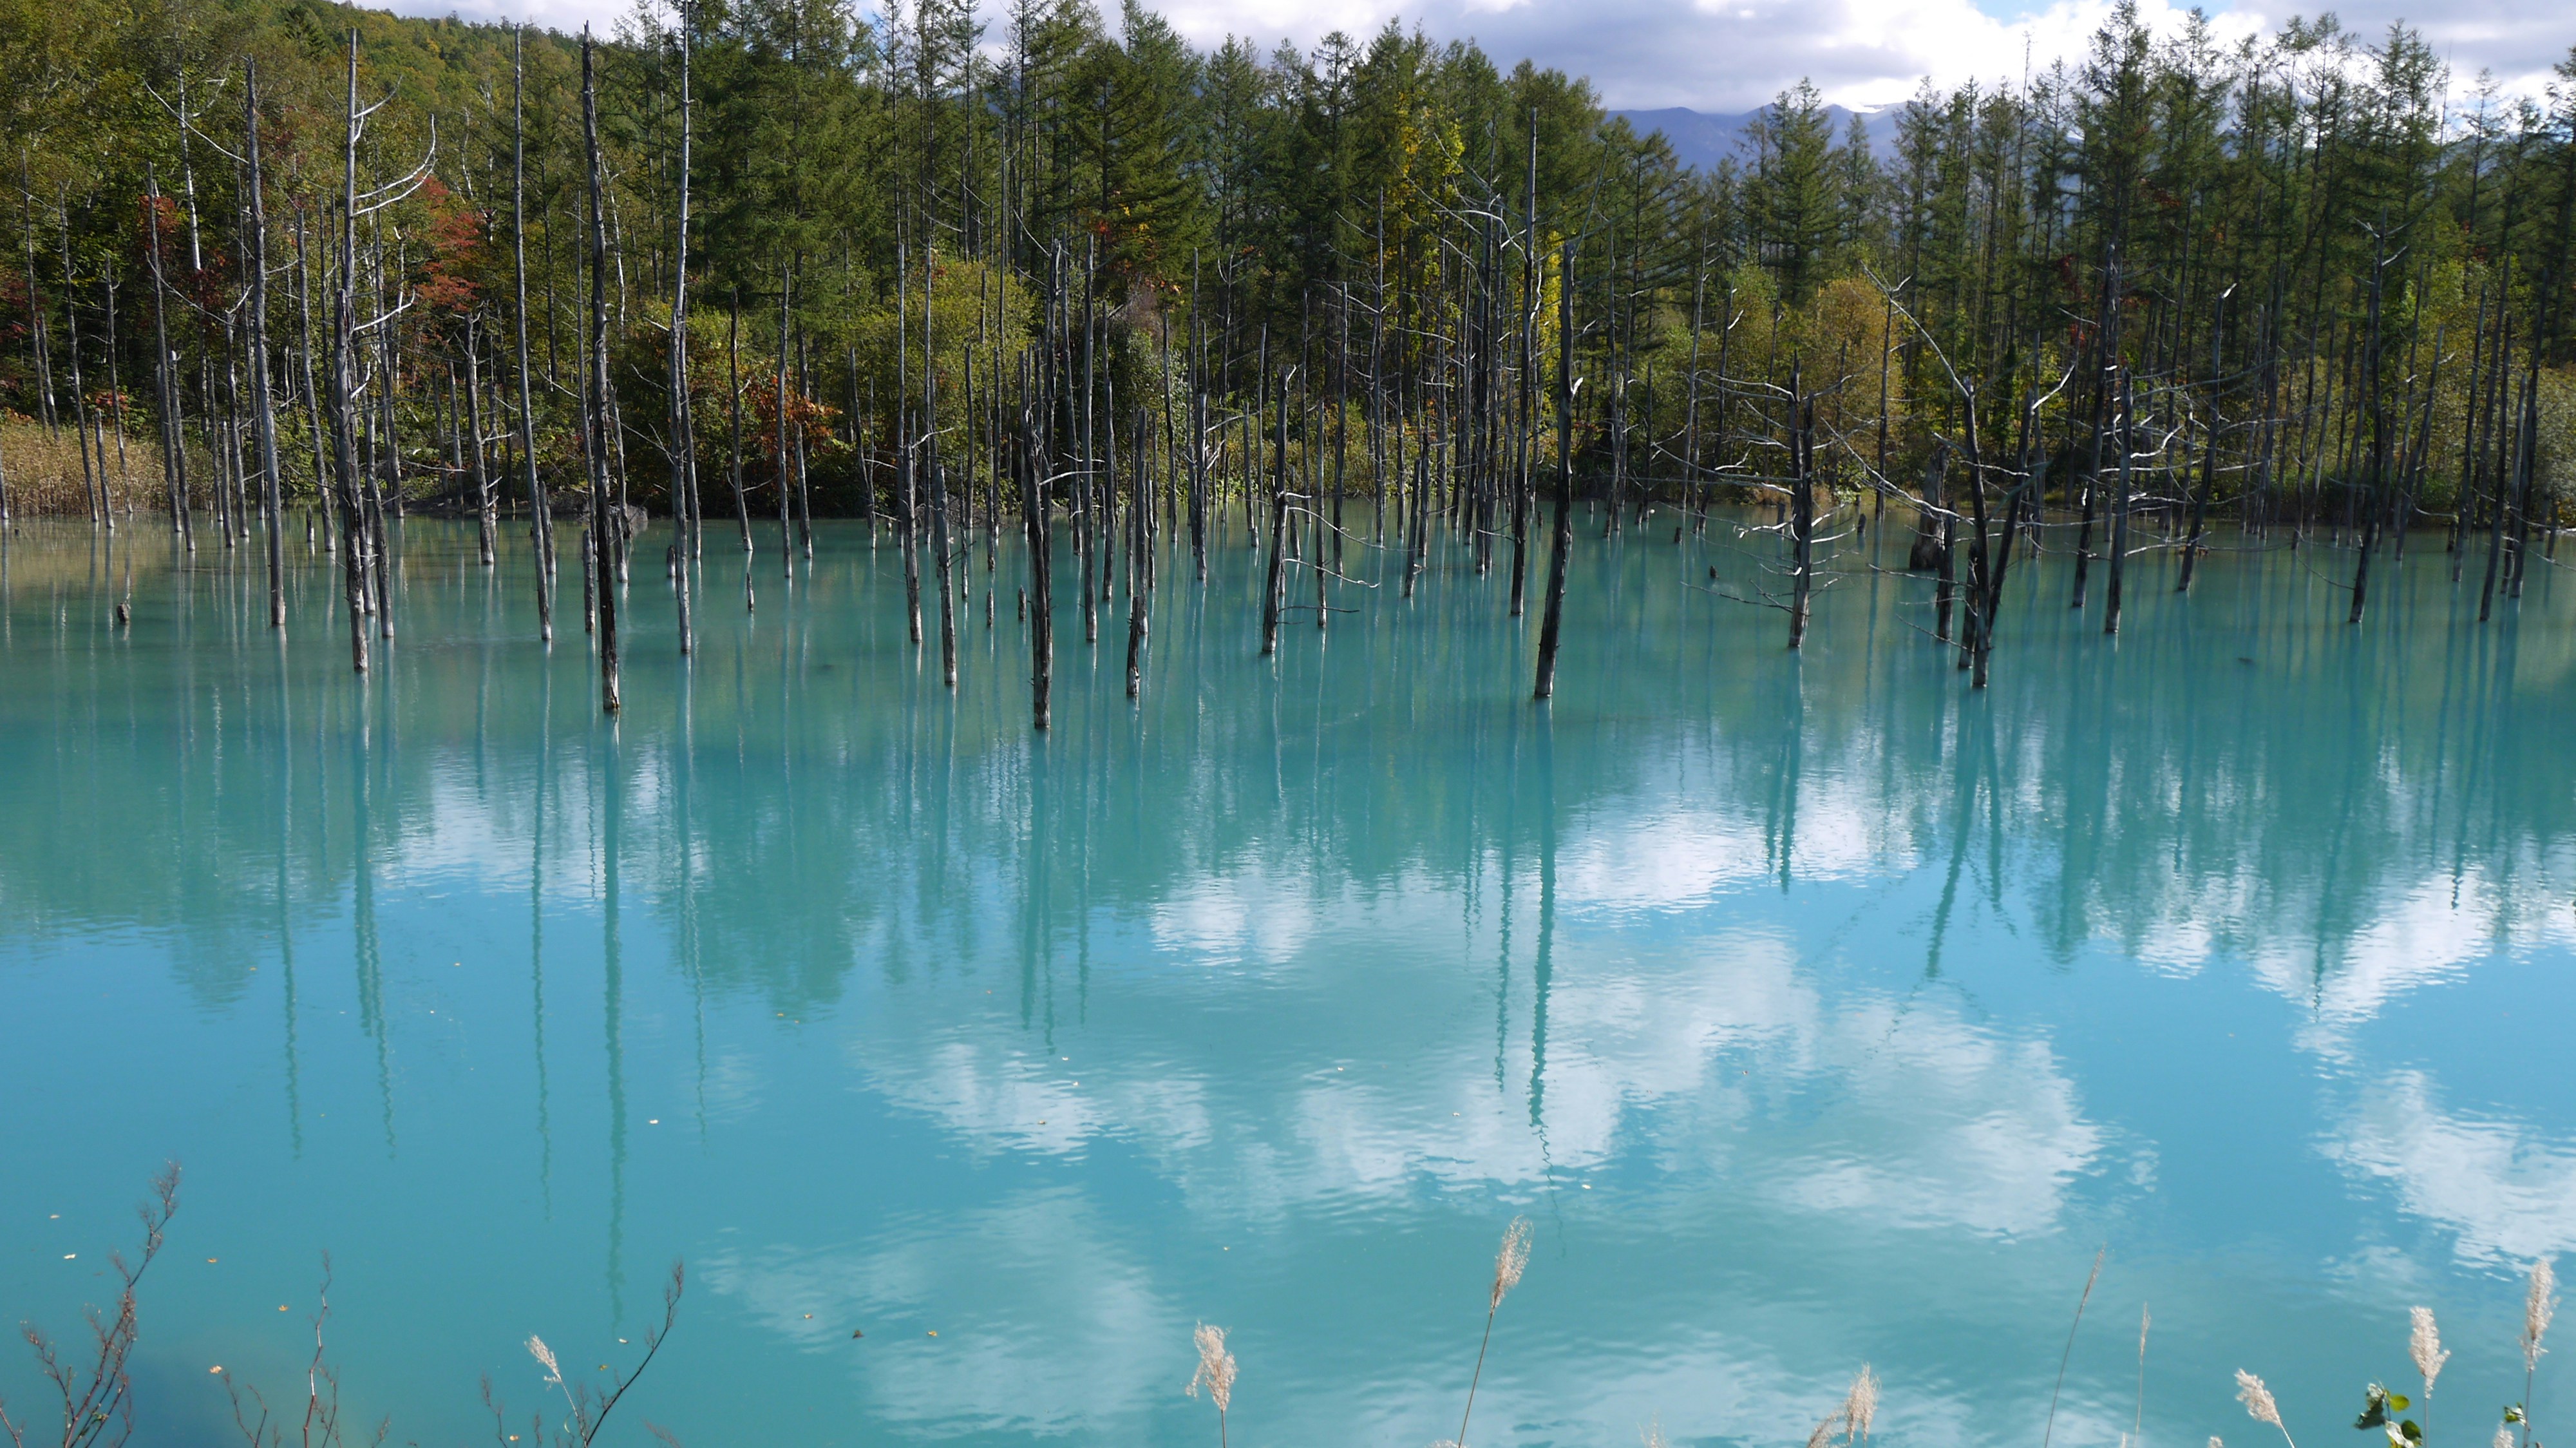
[2,515,2571,1447]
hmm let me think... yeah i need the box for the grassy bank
[0,417,187,519]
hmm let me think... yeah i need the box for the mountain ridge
[1611,104,1902,171]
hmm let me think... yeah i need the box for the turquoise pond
[2,511,2571,1447]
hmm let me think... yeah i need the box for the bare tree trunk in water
[1189,265,1208,581]
[1126,409,1148,699]
[144,168,191,547]
[2104,372,2134,636]
[582,31,620,713]
[1021,370,1052,730]
[2348,233,2389,625]
[331,32,371,671]
[933,458,957,686]
[725,291,753,615]
[1909,443,1951,645]
[927,234,949,676]
[240,63,286,625]
[61,200,101,528]
[1261,370,1290,656]
[1533,241,1575,702]
[513,26,555,643]
[667,0,695,655]
[466,329,495,566]
[1969,399,2023,689]
[2179,294,2226,595]
[898,239,922,643]
[774,264,793,582]
[1787,368,1814,649]
[2070,433,2098,609]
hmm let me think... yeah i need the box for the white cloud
[386,0,2566,112]
[845,873,2103,1238]
[2327,1070,2576,1267]
[693,1189,1178,1434]
[2214,865,2571,1058]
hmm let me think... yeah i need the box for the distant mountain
[1611,105,1902,172]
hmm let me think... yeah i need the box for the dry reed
[2043,1247,2108,1448]
[2525,1259,2556,1373]
[1186,1322,1236,1448]
[0,420,182,517]
[2136,1304,2153,1447]
[1804,1364,1880,1448]
[2410,1308,2448,1396]
[2222,1271,2575,1448]
[2515,1257,2556,1448]
[1455,1216,1533,1448]
[2235,1369,2296,1448]
[1491,1216,1531,1310]
[519,1262,683,1448]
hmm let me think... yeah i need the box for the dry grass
[1806,1365,1880,1448]
[1,417,185,517]
[2527,1258,2557,1373]
[2412,1306,2448,1396]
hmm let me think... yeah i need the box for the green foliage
[2355,1382,2421,1445]
[5,0,2574,525]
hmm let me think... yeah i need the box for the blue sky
[394,0,2570,114]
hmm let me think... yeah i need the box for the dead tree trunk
[1021,367,1053,731]
[144,168,190,546]
[243,61,286,627]
[1533,242,1576,701]
[467,327,494,566]
[1126,408,1149,698]
[330,33,372,671]
[1262,370,1291,656]
[582,31,620,712]
[1787,366,1815,649]
[2103,372,2134,636]
[775,263,795,582]
[667,2,695,654]
[513,27,555,642]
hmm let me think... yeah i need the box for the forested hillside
[5,0,2575,665]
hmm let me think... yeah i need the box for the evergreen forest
[5,0,2575,703]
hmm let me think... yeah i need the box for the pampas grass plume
[1846,1364,1879,1440]
[2235,1371,2280,1429]
[1804,1364,1879,1448]
[1187,1323,1235,1414]
[2525,1259,2557,1372]
[1457,1217,1535,1448]
[2409,1307,2448,1395]
[2237,1368,2297,1448]
[1491,1217,1532,1311]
